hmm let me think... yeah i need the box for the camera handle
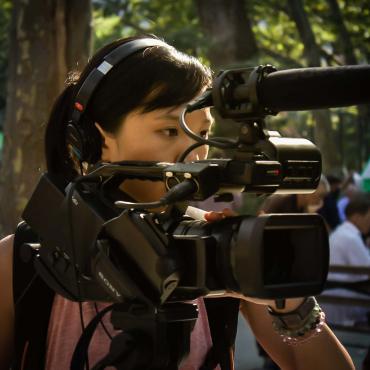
[71,301,198,370]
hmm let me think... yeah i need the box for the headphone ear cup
[66,123,85,161]
[66,122,102,164]
[84,124,102,164]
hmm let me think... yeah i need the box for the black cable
[66,179,90,370]
[177,138,236,163]
[179,107,238,150]
[114,179,197,209]
[77,302,85,330]
[178,142,205,163]
[94,303,113,340]
[77,301,88,370]
[14,273,38,307]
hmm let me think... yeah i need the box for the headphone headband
[71,38,169,124]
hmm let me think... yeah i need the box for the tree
[0,0,92,236]
[287,0,341,174]
[92,0,205,56]
[194,0,260,141]
[196,0,258,68]
[325,0,370,168]
[246,0,370,172]
[89,0,370,172]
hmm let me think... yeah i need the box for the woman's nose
[176,134,208,162]
[185,151,200,162]
[175,136,196,161]
[183,144,208,162]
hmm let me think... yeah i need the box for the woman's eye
[162,128,178,137]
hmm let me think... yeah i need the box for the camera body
[22,164,329,307]
[21,64,344,308]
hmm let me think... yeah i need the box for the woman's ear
[95,122,115,162]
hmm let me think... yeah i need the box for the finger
[204,211,225,222]
[221,208,237,217]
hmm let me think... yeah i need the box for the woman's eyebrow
[155,113,179,122]
[156,113,214,126]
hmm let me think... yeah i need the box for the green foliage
[1,0,366,170]
[90,0,370,173]
[93,9,126,50]
[92,0,208,58]
[249,1,305,68]
[246,0,370,172]
[249,0,369,67]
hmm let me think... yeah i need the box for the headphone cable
[66,180,90,370]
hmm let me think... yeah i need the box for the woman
[0,35,354,370]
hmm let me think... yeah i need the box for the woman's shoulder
[0,233,14,246]
[0,234,14,368]
[0,233,15,298]
[0,234,14,272]
[0,234,15,294]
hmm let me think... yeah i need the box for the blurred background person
[259,175,329,215]
[337,173,363,223]
[318,174,342,232]
[321,193,370,326]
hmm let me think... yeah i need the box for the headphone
[65,38,169,164]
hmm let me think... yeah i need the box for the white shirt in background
[321,221,370,325]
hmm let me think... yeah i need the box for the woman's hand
[204,208,305,313]
[203,208,237,222]
[207,287,305,313]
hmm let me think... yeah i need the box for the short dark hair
[44,35,212,182]
[345,194,370,218]
[326,174,342,185]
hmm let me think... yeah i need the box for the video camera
[22,64,370,307]
[20,63,370,369]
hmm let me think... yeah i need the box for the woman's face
[98,105,213,202]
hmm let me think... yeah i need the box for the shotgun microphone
[255,65,370,112]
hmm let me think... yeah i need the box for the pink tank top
[45,295,220,370]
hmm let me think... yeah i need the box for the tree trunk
[0,0,91,236]
[195,0,259,141]
[287,0,341,174]
[287,0,321,66]
[327,0,357,65]
[196,0,258,68]
[312,109,341,173]
[327,0,370,169]
[65,0,92,70]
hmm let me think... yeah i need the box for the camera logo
[98,271,121,299]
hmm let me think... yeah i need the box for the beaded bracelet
[268,297,326,345]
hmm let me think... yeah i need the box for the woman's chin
[120,179,167,203]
